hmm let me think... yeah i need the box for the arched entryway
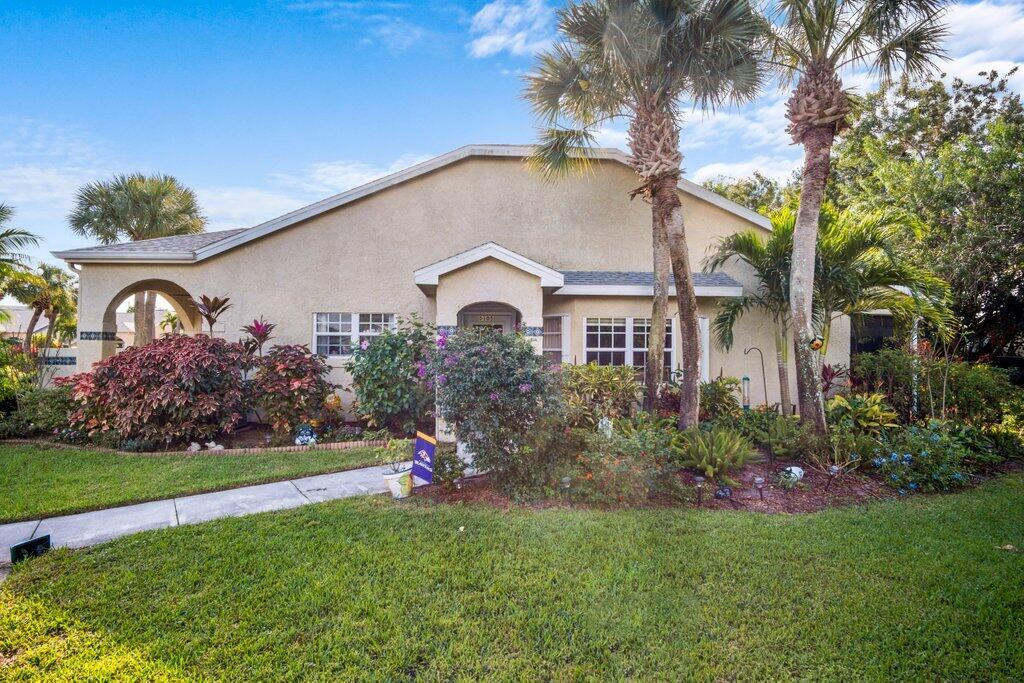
[457,301,522,333]
[78,278,202,370]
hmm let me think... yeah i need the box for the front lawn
[2,475,1022,680]
[0,443,382,523]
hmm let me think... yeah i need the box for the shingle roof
[561,270,740,288]
[58,229,246,255]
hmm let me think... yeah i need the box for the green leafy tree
[523,0,762,427]
[702,172,786,216]
[834,70,1024,356]
[0,204,40,324]
[764,0,947,433]
[68,174,205,346]
[9,265,77,354]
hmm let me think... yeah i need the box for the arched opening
[101,279,201,353]
[457,301,522,334]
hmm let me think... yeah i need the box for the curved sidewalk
[1,463,405,562]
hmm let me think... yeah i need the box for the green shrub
[699,376,743,421]
[344,317,435,434]
[2,386,77,437]
[425,328,561,484]
[826,393,898,437]
[670,425,759,486]
[432,446,467,492]
[868,422,974,493]
[252,345,334,435]
[0,343,36,416]
[851,348,918,419]
[561,363,642,428]
[942,362,1017,424]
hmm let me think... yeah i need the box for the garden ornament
[187,442,202,452]
[205,441,224,451]
[808,336,824,351]
[295,423,317,446]
[781,466,804,481]
[714,485,733,499]
[597,416,613,438]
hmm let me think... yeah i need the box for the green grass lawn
[0,443,382,523]
[2,475,1022,680]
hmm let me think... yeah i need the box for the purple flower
[437,374,447,386]
[437,329,448,348]
[489,391,500,401]
[360,339,369,350]
[416,362,426,378]
[518,382,533,394]
[444,354,457,366]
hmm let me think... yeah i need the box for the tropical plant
[68,174,206,345]
[59,335,247,447]
[251,345,333,435]
[699,376,742,421]
[241,316,276,356]
[764,0,947,433]
[524,0,762,426]
[671,425,759,486]
[0,204,40,323]
[9,265,77,356]
[826,392,898,437]
[190,295,232,337]
[424,328,561,483]
[868,422,974,493]
[159,311,180,335]
[344,317,435,433]
[561,363,642,428]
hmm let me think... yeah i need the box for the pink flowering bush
[423,328,561,481]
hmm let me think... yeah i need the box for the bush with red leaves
[60,334,247,448]
[251,344,333,434]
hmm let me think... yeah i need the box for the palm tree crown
[68,173,205,243]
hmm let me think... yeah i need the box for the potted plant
[378,439,413,499]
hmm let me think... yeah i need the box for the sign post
[411,431,436,485]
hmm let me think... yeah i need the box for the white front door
[461,312,515,333]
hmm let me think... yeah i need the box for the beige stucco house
[54,144,850,411]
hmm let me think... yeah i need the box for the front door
[461,312,515,333]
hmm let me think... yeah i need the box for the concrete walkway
[1,463,408,561]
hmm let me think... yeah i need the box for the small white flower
[458,526,465,533]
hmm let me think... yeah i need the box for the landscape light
[694,475,705,505]
[754,476,766,500]
[825,465,840,491]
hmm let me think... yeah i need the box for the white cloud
[468,0,554,58]
[271,153,433,196]
[690,155,802,184]
[941,1,1024,89]
[682,96,793,153]
[283,0,429,51]
[593,126,629,150]
[197,187,307,230]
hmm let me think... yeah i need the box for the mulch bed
[417,460,898,515]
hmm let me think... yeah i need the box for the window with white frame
[358,313,396,343]
[542,315,564,365]
[585,316,674,377]
[313,312,396,356]
[585,317,627,366]
[314,313,352,356]
[632,318,673,381]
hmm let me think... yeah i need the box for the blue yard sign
[411,431,436,485]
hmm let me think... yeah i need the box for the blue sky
[3,0,1024,265]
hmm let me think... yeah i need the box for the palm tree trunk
[42,311,57,351]
[790,125,833,435]
[655,176,700,429]
[646,212,670,410]
[133,292,148,346]
[144,291,157,344]
[774,327,792,414]
[22,307,42,353]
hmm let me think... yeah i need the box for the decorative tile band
[79,331,119,341]
[523,326,544,337]
[437,325,458,335]
[38,355,77,366]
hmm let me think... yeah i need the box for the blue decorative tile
[79,331,119,341]
[523,326,544,336]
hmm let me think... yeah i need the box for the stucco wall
[71,154,848,407]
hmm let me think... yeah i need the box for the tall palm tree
[524,0,763,427]
[9,265,75,353]
[38,267,77,354]
[68,174,205,346]
[0,204,41,324]
[765,0,946,432]
[704,209,795,411]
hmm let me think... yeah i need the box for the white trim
[561,313,571,363]
[414,242,564,287]
[699,316,710,382]
[582,315,675,375]
[53,144,771,265]
[554,284,742,298]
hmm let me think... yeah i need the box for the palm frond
[526,128,599,180]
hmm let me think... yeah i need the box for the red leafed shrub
[252,344,333,434]
[60,335,247,447]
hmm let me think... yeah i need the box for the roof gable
[54,144,771,264]
[414,242,565,287]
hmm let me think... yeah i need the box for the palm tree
[524,0,762,427]
[9,265,76,354]
[159,311,180,335]
[813,207,952,357]
[764,0,946,432]
[706,206,952,412]
[0,204,40,323]
[704,209,795,412]
[68,174,205,346]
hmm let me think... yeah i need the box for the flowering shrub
[869,423,973,493]
[424,328,560,481]
[561,363,642,428]
[61,335,247,447]
[252,344,333,434]
[345,317,435,433]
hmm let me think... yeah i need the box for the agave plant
[191,295,232,337]
[241,316,276,356]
